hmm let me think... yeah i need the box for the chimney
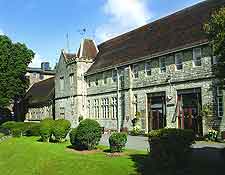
[41,62,51,71]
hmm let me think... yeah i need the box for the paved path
[100,134,225,153]
[100,134,149,151]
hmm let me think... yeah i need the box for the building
[53,0,224,135]
[24,77,55,121]
[15,63,55,121]
[26,62,55,87]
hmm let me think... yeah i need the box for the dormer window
[175,53,183,70]
[160,57,166,73]
[112,70,117,82]
[145,62,151,76]
[132,64,139,78]
[193,48,202,67]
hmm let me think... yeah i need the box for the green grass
[0,137,147,175]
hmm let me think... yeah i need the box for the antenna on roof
[77,28,87,36]
[66,33,70,53]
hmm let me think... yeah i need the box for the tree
[0,35,34,107]
[204,7,225,84]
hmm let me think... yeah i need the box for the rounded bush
[52,119,71,142]
[109,132,127,153]
[69,128,77,146]
[40,118,54,142]
[75,119,102,150]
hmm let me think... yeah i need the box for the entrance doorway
[147,92,166,131]
[176,88,203,135]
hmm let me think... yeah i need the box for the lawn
[0,137,147,175]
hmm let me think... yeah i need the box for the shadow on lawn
[129,147,225,175]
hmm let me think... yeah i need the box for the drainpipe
[115,67,120,132]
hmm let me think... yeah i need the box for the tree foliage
[204,7,225,83]
[0,35,34,107]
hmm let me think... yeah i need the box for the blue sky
[0,0,204,68]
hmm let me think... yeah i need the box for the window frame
[175,52,183,70]
[159,57,166,73]
[145,62,151,76]
[193,48,202,67]
[112,70,117,82]
[132,64,139,78]
[217,87,224,118]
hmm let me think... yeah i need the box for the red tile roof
[87,0,225,74]
[77,39,98,59]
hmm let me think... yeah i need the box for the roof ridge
[98,0,214,47]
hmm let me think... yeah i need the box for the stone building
[26,62,55,87]
[55,0,225,135]
[24,77,55,121]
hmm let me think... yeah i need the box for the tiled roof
[87,0,225,74]
[25,77,55,105]
[77,39,98,59]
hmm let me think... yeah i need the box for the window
[145,62,151,76]
[69,73,74,88]
[88,79,91,87]
[94,99,99,118]
[32,73,37,78]
[213,56,218,65]
[112,97,118,119]
[217,87,224,117]
[39,74,44,80]
[175,53,183,70]
[133,64,139,78]
[102,98,109,118]
[103,73,107,84]
[95,78,99,86]
[112,70,117,82]
[193,48,202,67]
[160,57,166,73]
[60,107,65,118]
[60,77,64,91]
[87,100,91,118]
[133,95,138,117]
[119,69,124,81]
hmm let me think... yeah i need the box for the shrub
[207,128,218,141]
[69,128,77,146]
[148,128,195,171]
[52,119,71,142]
[25,123,40,136]
[40,118,54,142]
[75,119,102,150]
[130,126,142,136]
[1,121,27,137]
[109,132,127,152]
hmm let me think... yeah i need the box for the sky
[0,0,205,68]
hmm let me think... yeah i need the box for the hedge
[40,118,54,142]
[52,119,71,142]
[109,132,127,152]
[1,121,41,137]
[71,119,102,150]
[148,128,195,171]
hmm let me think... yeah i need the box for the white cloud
[0,29,4,35]
[95,0,151,42]
[29,53,45,67]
